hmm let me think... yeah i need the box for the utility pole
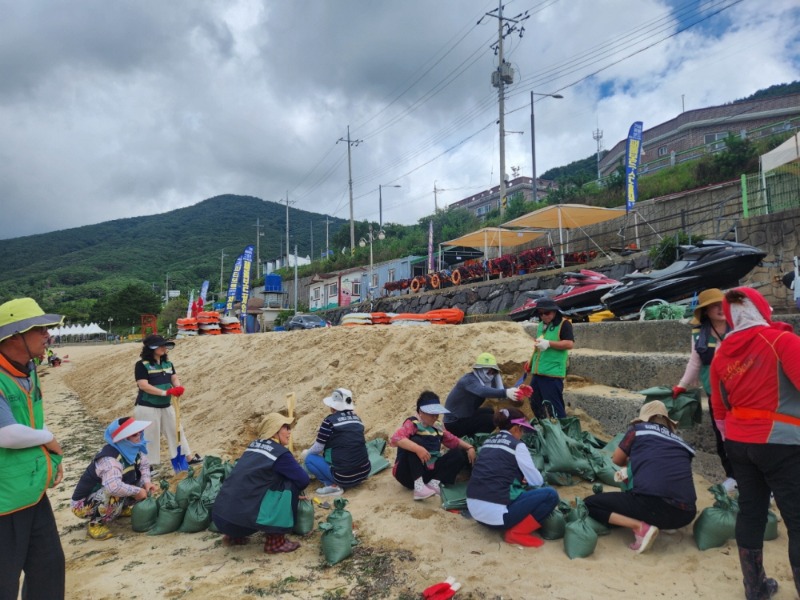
[593,127,604,183]
[433,181,447,212]
[483,3,529,218]
[253,217,264,278]
[165,273,169,305]
[284,192,294,267]
[325,217,330,259]
[310,221,313,262]
[337,126,362,253]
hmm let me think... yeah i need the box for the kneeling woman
[584,401,697,554]
[212,413,310,553]
[466,408,559,547]
[71,417,158,540]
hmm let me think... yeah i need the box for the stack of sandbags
[370,312,393,325]
[196,311,221,335]
[390,313,431,326]
[219,315,242,334]
[340,312,373,327]
[425,308,464,324]
[176,318,198,338]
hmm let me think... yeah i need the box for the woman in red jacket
[710,287,800,600]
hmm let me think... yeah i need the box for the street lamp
[108,317,114,341]
[378,184,401,230]
[359,224,385,301]
[531,91,564,201]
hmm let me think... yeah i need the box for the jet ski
[509,269,621,322]
[600,240,767,317]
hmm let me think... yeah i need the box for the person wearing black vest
[466,408,559,547]
[71,417,157,541]
[134,335,201,470]
[584,401,697,555]
[673,288,735,494]
[390,391,477,501]
[302,388,370,497]
[212,413,310,553]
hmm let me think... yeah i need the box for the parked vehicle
[285,314,331,330]
[508,269,621,322]
[600,240,767,316]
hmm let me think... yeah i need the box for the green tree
[158,296,189,335]
[90,283,162,332]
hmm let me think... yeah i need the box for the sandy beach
[38,322,793,599]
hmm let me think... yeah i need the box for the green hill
[0,194,348,321]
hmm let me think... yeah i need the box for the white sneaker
[315,485,343,497]
[722,478,738,495]
[426,479,441,495]
[413,477,436,501]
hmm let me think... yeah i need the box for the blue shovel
[170,396,189,473]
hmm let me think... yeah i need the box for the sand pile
[38,322,791,599]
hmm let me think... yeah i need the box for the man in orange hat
[0,298,66,599]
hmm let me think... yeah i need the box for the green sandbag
[178,486,214,533]
[131,492,158,532]
[693,484,738,550]
[545,471,575,486]
[366,438,391,477]
[764,511,779,541]
[563,498,598,559]
[293,497,315,536]
[440,481,468,510]
[539,419,593,479]
[587,451,621,488]
[540,507,566,540]
[565,503,611,536]
[319,521,353,566]
[638,386,702,428]
[320,497,356,565]
[149,482,185,535]
[175,466,202,510]
[200,455,224,490]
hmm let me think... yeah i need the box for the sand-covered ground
[38,322,793,599]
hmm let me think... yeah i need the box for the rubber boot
[792,565,800,599]
[503,514,544,548]
[738,546,778,600]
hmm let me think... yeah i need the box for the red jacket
[710,291,800,445]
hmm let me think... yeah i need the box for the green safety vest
[138,360,174,407]
[530,320,569,378]
[0,366,62,515]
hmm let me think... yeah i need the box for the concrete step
[569,348,688,390]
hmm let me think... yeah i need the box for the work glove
[166,386,185,397]
[518,385,534,399]
[523,360,531,373]
[505,387,523,402]
[671,385,687,399]
[613,469,629,483]
[535,337,550,351]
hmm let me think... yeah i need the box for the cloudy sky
[1,0,798,240]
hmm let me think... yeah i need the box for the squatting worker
[524,298,574,419]
[134,334,201,470]
[443,352,525,437]
[0,297,66,600]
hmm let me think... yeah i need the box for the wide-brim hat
[0,298,63,344]
[258,413,294,439]
[323,388,355,411]
[631,400,678,427]
[534,298,562,315]
[143,334,175,350]
[691,288,724,325]
[110,417,151,443]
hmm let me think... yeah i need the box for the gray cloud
[0,0,797,239]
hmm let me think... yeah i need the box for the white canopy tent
[49,322,107,341]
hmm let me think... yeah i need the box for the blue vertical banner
[239,245,254,328]
[225,253,244,316]
[625,121,644,213]
[427,220,434,273]
[199,280,209,304]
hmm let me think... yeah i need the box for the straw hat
[258,413,294,439]
[691,288,724,325]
